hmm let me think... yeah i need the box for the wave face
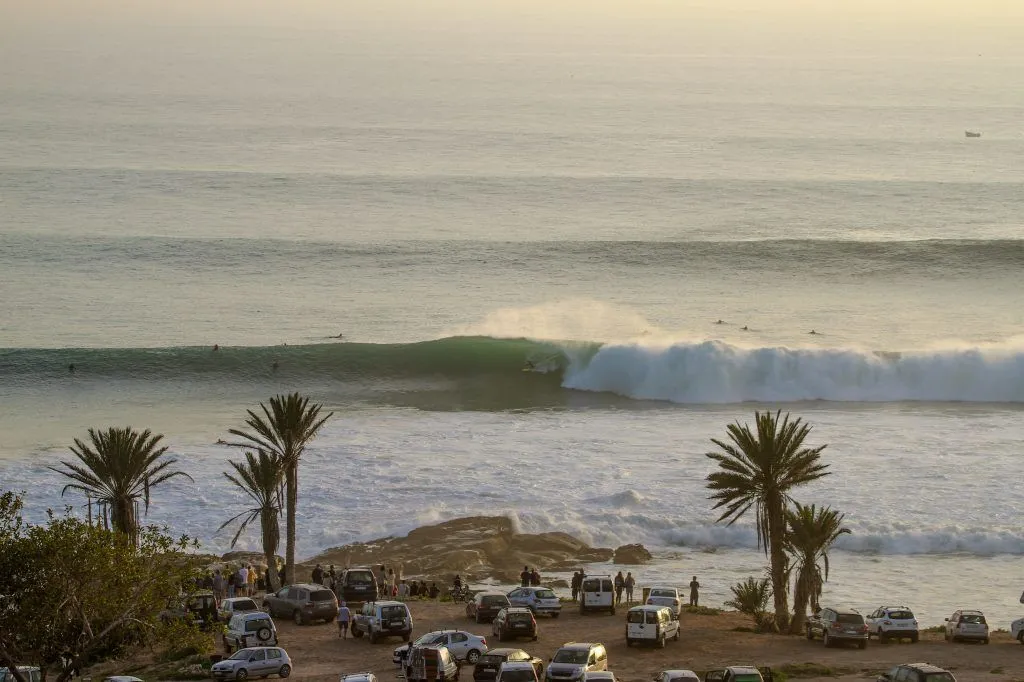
[5,336,1024,405]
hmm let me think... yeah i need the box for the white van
[579,576,616,615]
[625,605,679,648]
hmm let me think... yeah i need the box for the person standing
[614,571,625,605]
[397,579,410,600]
[377,565,388,598]
[213,570,225,602]
[387,568,396,597]
[529,568,541,586]
[337,601,351,638]
[520,566,530,587]
[689,576,701,607]
[237,565,250,597]
[570,571,581,602]
[312,564,324,585]
[624,572,635,604]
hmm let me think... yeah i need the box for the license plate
[514,623,525,628]
[390,620,404,626]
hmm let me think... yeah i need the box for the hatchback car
[493,607,538,642]
[210,647,291,681]
[944,610,989,643]
[655,671,700,682]
[497,663,540,682]
[806,607,868,649]
[544,643,607,682]
[340,675,378,682]
[404,646,460,682]
[508,587,561,618]
[877,663,955,682]
[394,630,488,665]
[473,648,543,682]
[219,597,262,623]
[262,583,338,625]
[1012,616,1024,644]
[625,605,679,648]
[223,612,278,653]
[866,606,919,643]
[645,587,682,619]
[469,591,513,623]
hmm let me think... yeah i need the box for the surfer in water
[272,360,279,372]
[523,360,536,371]
[68,363,75,373]
[741,325,749,331]
[809,329,819,335]
[715,319,724,325]
[212,344,219,352]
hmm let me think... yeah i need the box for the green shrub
[685,605,723,616]
[153,621,212,662]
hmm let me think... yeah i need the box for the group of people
[208,564,265,600]
[519,566,543,586]
[566,570,702,607]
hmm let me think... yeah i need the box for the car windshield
[500,671,536,682]
[229,650,253,661]
[534,589,556,600]
[346,570,374,585]
[626,611,645,623]
[552,650,587,664]
[480,655,505,667]
[483,596,509,605]
[837,614,863,624]
[886,610,913,619]
[414,633,442,645]
[509,612,532,622]
[231,599,258,610]
[311,590,334,601]
[382,605,407,619]
[650,589,675,598]
[244,618,272,632]
[960,614,985,624]
[922,674,955,682]
[733,676,763,682]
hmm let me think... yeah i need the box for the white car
[393,630,488,665]
[340,674,378,682]
[865,606,919,643]
[645,586,682,619]
[219,597,262,623]
[654,671,700,682]
[1011,616,1024,644]
[944,609,989,644]
[583,674,618,682]
[625,605,680,648]
[211,647,291,681]
[579,576,615,616]
[497,662,540,682]
[508,587,562,618]
[223,612,278,653]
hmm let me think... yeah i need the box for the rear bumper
[878,628,918,638]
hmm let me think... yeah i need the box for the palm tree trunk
[284,465,297,586]
[262,509,281,592]
[767,496,790,631]
[112,497,137,545]
[789,567,810,634]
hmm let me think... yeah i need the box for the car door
[508,589,523,607]
[247,648,268,675]
[448,632,469,658]
[265,649,282,675]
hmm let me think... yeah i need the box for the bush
[685,605,722,616]
[725,577,772,616]
[153,620,213,662]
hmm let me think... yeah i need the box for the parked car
[404,645,460,682]
[104,677,144,682]
[865,606,919,643]
[544,643,607,682]
[468,592,512,623]
[1011,616,1024,644]
[474,648,543,682]
[645,587,682,619]
[223,612,278,653]
[583,674,617,682]
[161,591,219,628]
[394,630,488,664]
[493,607,538,642]
[262,583,338,625]
[806,607,868,649]
[336,567,378,607]
[876,663,955,682]
[340,674,378,682]
[0,667,41,682]
[944,609,989,643]
[352,599,414,643]
[497,662,540,682]
[579,576,615,615]
[219,597,262,623]
[210,647,291,681]
[703,667,772,682]
[654,671,700,682]
[508,587,561,618]
[625,605,679,648]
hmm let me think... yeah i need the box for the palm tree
[705,410,831,631]
[50,427,192,544]
[228,393,332,586]
[220,450,285,591]
[786,502,850,634]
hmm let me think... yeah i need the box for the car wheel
[551,612,560,619]
[293,610,303,626]
[983,638,989,645]
[878,630,887,643]
[858,639,867,650]
[823,631,831,648]
[236,670,249,682]
[806,626,813,641]
[658,636,666,649]
[278,666,291,679]
[625,638,632,647]
[674,628,680,641]
[466,650,480,664]
[911,633,919,643]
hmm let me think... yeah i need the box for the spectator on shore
[689,576,701,607]
[570,571,582,602]
[378,565,387,598]
[520,566,530,587]
[312,564,324,585]
[624,572,635,604]
[337,601,351,639]
[410,581,419,598]
[227,569,237,598]
[419,580,428,597]
[529,568,541,586]
[248,565,257,594]
[398,579,410,600]
[428,582,440,599]
[213,569,226,601]
[614,571,625,604]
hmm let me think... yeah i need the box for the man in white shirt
[237,566,250,597]
[337,601,352,638]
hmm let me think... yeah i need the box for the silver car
[211,647,292,681]
[508,587,561,618]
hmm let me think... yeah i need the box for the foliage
[785,502,850,634]
[48,427,191,544]
[219,451,284,588]
[706,411,831,630]
[0,491,204,682]
[228,393,332,587]
[683,605,723,616]
[777,663,854,678]
[151,620,213,663]
[724,576,772,617]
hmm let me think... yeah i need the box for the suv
[219,597,261,624]
[498,663,540,682]
[579,577,615,616]
[877,664,955,682]
[625,605,679,648]
[493,607,538,642]
[806,607,868,649]
[223,612,279,653]
[1012,615,1024,644]
[544,643,607,682]
[468,592,512,623]
[404,646,460,682]
[0,668,41,682]
[336,567,378,607]
[161,591,219,629]
[352,600,413,643]
[509,587,561,618]
[866,606,919,643]
[474,649,544,682]
[944,609,989,643]
[211,647,291,681]
[394,630,488,665]
[263,583,338,625]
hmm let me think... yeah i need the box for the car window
[600,579,613,591]
[249,650,266,662]
[534,589,556,599]
[382,605,407,619]
[509,612,531,622]
[234,599,258,610]
[650,589,675,597]
[229,650,251,661]
[583,579,600,591]
[552,650,587,664]
[894,668,910,682]
[837,613,863,624]
[276,587,289,598]
[645,611,660,624]
[922,674,954,682]
[452,633,468,643]
[483,595,509,605]
[509,590,521,598]
[587,654,596,665]
[960,614,985,624]
[480,655,505,666]
[311,590,334,601]
[346,570,374,585]
[886,610,913,619]
[245,617,273,632]
[267,650,281,659]
[732,677,762,682]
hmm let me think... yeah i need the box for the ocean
[2,24,1023,628]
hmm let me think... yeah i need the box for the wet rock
[613,543,652,564]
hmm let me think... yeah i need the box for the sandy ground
[213,600,1021,682]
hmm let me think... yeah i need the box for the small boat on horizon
[965,131,982,138]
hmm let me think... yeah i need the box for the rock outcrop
[612,543,652,564]
[301,515,613,583]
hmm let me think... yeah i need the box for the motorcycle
[448,585,473,603]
